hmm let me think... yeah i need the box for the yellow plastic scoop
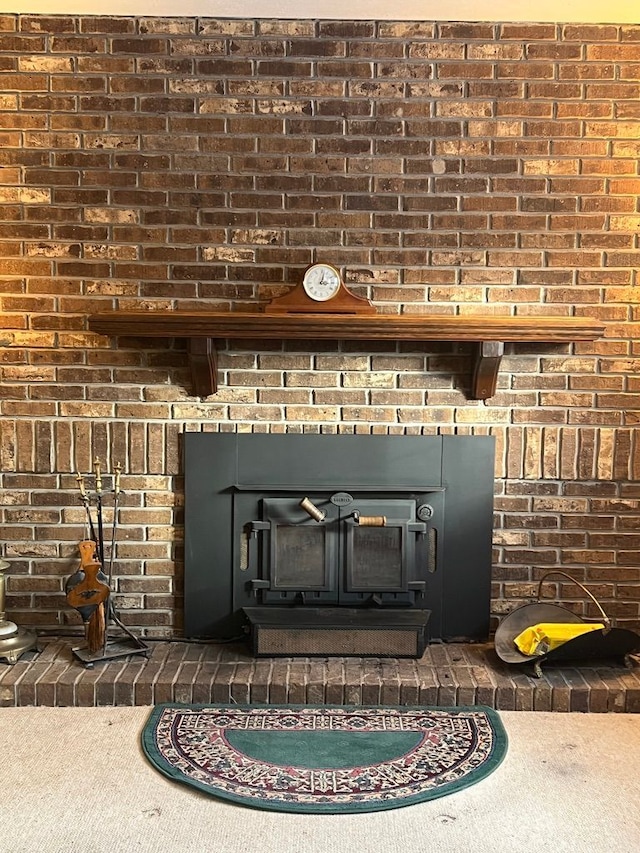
[514,622,605,656]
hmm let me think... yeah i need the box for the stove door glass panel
[349,526,404,590]
[344,499,415,597]
[272,525,328,590]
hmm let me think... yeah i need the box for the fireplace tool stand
[0,559,38,664]
[68,462,150,668]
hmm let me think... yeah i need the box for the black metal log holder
[494,570,640,677]
[68,460,150,668]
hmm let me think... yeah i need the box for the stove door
[259,498,339,604]
[342,499,422,606]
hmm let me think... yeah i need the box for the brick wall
[1,15,639,639]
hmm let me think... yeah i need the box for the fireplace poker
[106,462,121,589]
[75,471,98,545]
[94,458,105,568]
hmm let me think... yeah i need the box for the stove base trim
[243,606,430,658]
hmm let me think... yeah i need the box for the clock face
[302,263,342,302]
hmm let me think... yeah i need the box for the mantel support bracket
[187,337,505,400]
[189,338,218,397]
[471,341,505,400]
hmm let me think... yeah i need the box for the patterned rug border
[141,703,509,814]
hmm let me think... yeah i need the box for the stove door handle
[356,515,387,527]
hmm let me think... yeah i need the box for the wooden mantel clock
[265,263,376,314]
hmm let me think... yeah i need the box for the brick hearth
[1,638,639,712]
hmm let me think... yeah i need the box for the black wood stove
[184,433,495,658]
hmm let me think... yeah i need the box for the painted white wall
[0,0,638,25]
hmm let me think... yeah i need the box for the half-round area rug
[141,704,508,813]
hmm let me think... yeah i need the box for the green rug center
[225,729,424,769]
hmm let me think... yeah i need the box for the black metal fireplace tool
[494,571,640,677]
[66,459,149,667]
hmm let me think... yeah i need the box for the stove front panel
[184,433,495,643]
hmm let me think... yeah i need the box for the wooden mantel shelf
[87,310,605,400]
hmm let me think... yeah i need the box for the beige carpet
[0,706,638,853]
